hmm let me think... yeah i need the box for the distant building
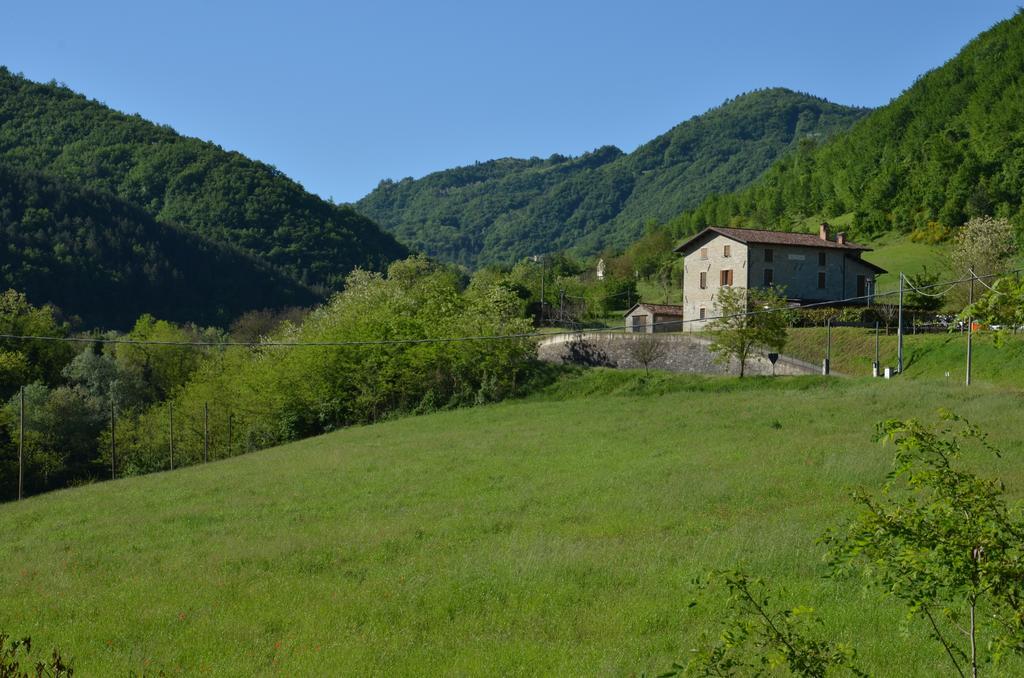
[624,303,685,333]
[674,223,886,327]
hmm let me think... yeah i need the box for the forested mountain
[671,11,1024,240]
[0,68,407,292]
[357,89,869,267]
[0,161,318,328]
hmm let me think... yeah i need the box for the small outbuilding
[623,303,685,333]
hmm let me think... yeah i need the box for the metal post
[168,402,174,471]
[110,396,116,480]
[897,272,904,373]
[873,321,880,377]
[204,402,209,463]
[18,386,24,501]
[539,258,545,326]
[822,319,831,375]
[966,267,975,387]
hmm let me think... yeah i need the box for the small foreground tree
[824,413,1024,678]
[706,286,789,377]
[958,274,1024,344]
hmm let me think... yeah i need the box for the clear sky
[1,1,1019,202]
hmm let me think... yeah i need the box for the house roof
[623,303,686,317]
[674,226,873,254]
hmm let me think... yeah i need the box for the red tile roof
[623,303,685,317]
[674,226,872,253]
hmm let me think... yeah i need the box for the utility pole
[110,395,116,480]
[873,321,880,377]
[204,402,209,463]
[168,402,174,471]
[822,318,832,376]
[966,267,975,387]
[18,386,24,501]
[228,412,233,455]
[897,272,905,373]
[539,257,545,326]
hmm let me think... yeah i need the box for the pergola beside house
[674,223,887,328]
[624,303,685,333]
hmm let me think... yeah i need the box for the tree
[950,217,1018,307]
[628,335,668,375]
[671,571,863,677]
[707,286,789,377]
[825,413,1024,677]
[905,266,945,313]
[876,303,900,335]
[958,274,1024,344]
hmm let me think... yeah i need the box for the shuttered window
[764,248,774,263]
[763,269,774,286]
[700,247,708,260]
[818,252,827,266]
[817,271,826,289]
[699,271,707,289]
[720,269,733,286]
[723,244,731,257]
[699,307,706,320]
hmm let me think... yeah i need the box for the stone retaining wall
[537,332,820,377]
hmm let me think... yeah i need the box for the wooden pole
[18,386,24,501]
[204,402,209,463]
[966,267,975,387]
[168,402,174,471]
[110,396,116,479]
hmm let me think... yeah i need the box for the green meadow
[2,371,1023,675]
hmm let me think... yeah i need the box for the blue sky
[1,1,1019,202]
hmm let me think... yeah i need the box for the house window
[700,247,708,260]
[632,314,648,332]
[764,248,774,263]
[723,244,731,258]
[699,307,706,320]
[763,269,774,286]
[699,271,707,289]
[720,269,733,286]
[818,252,827,267]
[857,275,867,297]
[817,271,826,289]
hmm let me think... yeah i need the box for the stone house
[623,303,685,333]
[674,224,886,327]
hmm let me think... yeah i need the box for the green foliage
[676,571,863,677]
[959,274,1024,345]
[905,267,945,313]
[825,413,1024,676]
[0,163,318,329]
[111,257,541,475]
[707,286,789,377]
[0,632,73,677]
[0,290,73,400]
[671,12,1024,243]
[0,69,407,298]
[358,90,867,267]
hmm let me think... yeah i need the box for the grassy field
[2,371,1024,675]
[861,232,950,294]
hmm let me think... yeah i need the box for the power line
[0,269,1017,348]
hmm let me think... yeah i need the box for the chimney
[819,222,831,241]
[836,232,846,245]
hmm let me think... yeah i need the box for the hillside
[671,10,1024,240]
[0,68,408,293]
[357,89,869,267]
[1,373,1022,675]
[0,162,319,328]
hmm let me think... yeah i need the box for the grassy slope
[785,327,1024,384]
[2,373,1024,675]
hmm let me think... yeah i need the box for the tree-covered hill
[670,10,1024,241]
[356,89,869,267]
[0,68,408,291]
[0,161,319,329]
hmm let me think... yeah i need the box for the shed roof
[674,226,872,253]
[623,303,686,317]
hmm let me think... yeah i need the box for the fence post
[18,386,24,501]
[168,402,174,471]
[204,402,209,463]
